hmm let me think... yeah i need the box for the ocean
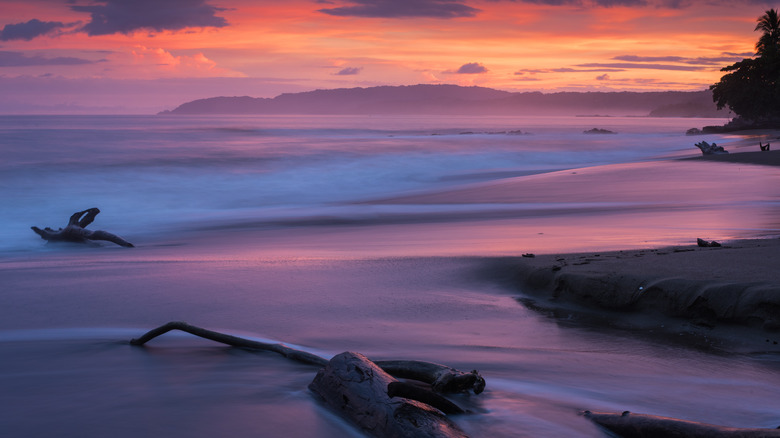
[1,114,779,437]
[2,114,777,255]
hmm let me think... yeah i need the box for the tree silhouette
[710,9,780,127]
[755,8,780,57]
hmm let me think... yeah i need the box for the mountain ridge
[160,84,726,117]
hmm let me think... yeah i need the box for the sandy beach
[687,148,780,166]
[505,148,780,350]
[513,237,780,348]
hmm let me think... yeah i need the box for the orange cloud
[130,46,244,78]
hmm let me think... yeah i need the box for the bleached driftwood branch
[694,141,729,155]
[31,208,134,247]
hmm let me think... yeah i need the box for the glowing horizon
[0,0,772,113]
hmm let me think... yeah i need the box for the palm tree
[755,8,780,56]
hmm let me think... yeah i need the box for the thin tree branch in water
[130,321,328,366]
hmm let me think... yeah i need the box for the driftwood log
[695,141,729,155]
[696,237,722,247]
[310,352,468,437]
[583,411,780,438]
[130,321,482,438]
[31,208,134,247]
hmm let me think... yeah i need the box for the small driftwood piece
[130,322,482,437]
[697,237,722,248]
[375,359,485,394]
[583,411,780,438]
[695,141,729,155]
[387,381,466,415]
[31,208,134,248]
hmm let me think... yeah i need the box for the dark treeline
[710,8,780,129]
[162,85,723,117]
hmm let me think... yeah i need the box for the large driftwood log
[309,352,469,438]
[583,411,780,438]
[31,208,134,247]
[130,322,482,437]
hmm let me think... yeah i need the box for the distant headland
[159,84,727,118]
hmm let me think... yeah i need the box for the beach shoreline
[684,148,780,166]
[512,235,780,352]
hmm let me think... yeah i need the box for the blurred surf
[3,113,765,255]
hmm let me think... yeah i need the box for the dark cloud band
[70,0,228,36]
[0,19,65,41]
[0,51,95,66]
[318,0,480,18]
[577,62,706,71]
[613,54,748,65]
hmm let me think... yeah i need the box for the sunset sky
[0,0,774,113]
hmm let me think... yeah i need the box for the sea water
[1,115,779,438]
[3,114,777,255]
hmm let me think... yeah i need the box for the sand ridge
[686,148,780,167]
[514,237,780,349]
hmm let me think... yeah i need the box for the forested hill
[160,84,725,117]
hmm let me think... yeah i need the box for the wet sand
[500,148,780,349]
[513,237,780,351]
[686,148,780,166]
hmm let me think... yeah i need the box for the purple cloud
[596,73,610,80]
[70,0,228,36]
[613,54,747,65]
[516,67,625,74]
[0,51,95,66]
[319,0,479,18]
[504,0,686,6]
[335,66,362,75]
[0,19,66,41]
[455,62,488,74]
[576,62,706,71]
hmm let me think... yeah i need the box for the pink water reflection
[159,159,780,260]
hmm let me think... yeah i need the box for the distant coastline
[159,84,727,118]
